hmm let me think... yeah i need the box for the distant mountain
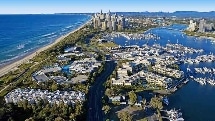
[173,11,215,18]
[56,11,215,18]
[115,11,215,18]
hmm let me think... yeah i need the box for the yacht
[166,109,184,121]
[189,76,194,79]
[207,79,215,86]
[183,78,189,84]
[162,96,169,105]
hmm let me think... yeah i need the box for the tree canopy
[128,90,137,105]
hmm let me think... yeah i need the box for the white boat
[166,109,184,121]
[207,80,214,85]
[17,44,25,49]
[199,80,205,85]
[189,76,194,79]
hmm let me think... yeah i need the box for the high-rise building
[112,21,116,31]
[97,18,101,28]
[107,10,112,31]
[102,21,107,30]
[92,10,126,31]
[187,20,196,32]
[121,17,126,28]
[199,19,206,32]
[93,18,98,29]
[198,19,215,32]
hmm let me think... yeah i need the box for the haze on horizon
[0,0,214,14]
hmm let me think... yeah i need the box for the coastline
[0,18,92,77]
[199,36,215,41]
[183,31,215,41]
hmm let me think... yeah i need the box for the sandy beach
[0,19,91,77]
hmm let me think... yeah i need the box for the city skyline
[0,0,215,14]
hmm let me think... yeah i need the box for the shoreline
[199,36,215,41]
[183,31,215,41]
[0,18,92,77]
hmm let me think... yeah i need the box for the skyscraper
[198,19,214,32]
[92,10,126,31]
[102,21,107,30]
[187,20,196,32]
[107,10,112,31]
[93,18,98,29]
[198,19,206,32]
[121,17,126,29]
[112,21,116,31]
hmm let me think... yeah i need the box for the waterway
[113,24,215,121]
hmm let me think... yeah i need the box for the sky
[0,0,215,14]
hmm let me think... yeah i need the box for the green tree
[75,102,83,116]
[102,105,111,114]
[51,82,58,91]
[128,90,137,105]
[0,108,6,119]
[54,117,65,121]
[25,117,35,121]
[117,111,132,121]
[140,118,148,121]
[8,117,15,121]
[142,98,147,107]
[105,88,114,97]
[22,99,28,110]
[150,97,163,110]
[69,113,76,121]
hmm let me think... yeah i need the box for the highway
[87,60,116,121]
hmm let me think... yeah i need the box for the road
[87,60,116,121]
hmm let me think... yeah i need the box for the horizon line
[0,10,215,15]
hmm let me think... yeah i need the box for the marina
[194,67,215,74]
[112,24,215,121]
[103,32,160,41]
[192,77,215,85]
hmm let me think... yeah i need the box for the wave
[1,44,22,54]
[38,40,47,44]
[61,28,67,32]
[65,25,74,29]
[23,47,35,53]
[6,54,15,57]
[0,53,24,65]
[47,34,58,39]
[17,44,25,50]
[41,32,56,38]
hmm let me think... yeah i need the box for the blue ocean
[0,14,91,66]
